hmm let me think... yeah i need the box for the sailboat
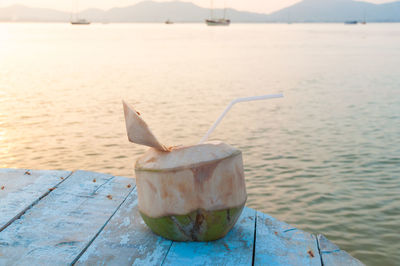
[361,10,367,24]
[70,0,90,25]
[344,21,358,25]
[205,0,230,26]
[71,19,90,25]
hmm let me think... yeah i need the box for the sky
[0,0,395,14]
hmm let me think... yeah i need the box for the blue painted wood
[0,168,71,232]
[318,234,364,266]
[0,170,134,265]
[162,207,256,266]
[76,187,173,266]
[254,211,321,266]
[0,168,364,265]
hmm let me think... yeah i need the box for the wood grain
[318,234,364,266]
[0,168,71,232]
[76,187,173,266]
[0,168,364,265]
[254,211,321,266]
[0,170,134,265]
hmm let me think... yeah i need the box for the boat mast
[74,0,79,21]
[70,0,73,21]
[363,9,366,23]
[210,0,214,19]
[223,0,226,19]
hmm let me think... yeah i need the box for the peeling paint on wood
[254,211,321,266]
[0,170,134,265]
[0,168,363,265]
[317,234,364,266]
[0,169,72,232]
[76,187,172,266]
[162,207,256,265]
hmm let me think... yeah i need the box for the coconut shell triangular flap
[123,100,168,152]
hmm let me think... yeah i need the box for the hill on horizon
[269,0,400,22]
[1,0,400,23]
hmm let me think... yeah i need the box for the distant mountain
[0,1,268,23]
[101,1,268,22]
[1,0,400,23]
[268,0,400,22]
[0,4,69,22]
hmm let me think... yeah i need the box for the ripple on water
[1,23,400,265]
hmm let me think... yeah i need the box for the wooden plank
[162,207,256,266]
[76,187,172,266]
[0,170,135,265]
[317,234,364,266]
[0,168,71,232]
[254,211,321,266]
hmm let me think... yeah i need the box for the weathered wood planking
[0,168,365,265]
[76,187,172,266]
[317,234,364,266]
[0,168,71,232]
[0,170,135,265]
[162,207,256,266]
[254,212,321,266]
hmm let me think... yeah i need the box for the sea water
[0,23,399,265]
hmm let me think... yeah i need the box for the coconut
[123,101,247,241]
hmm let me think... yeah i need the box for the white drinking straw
[199,93,284,144]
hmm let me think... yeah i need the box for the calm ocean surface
[0,23,399,265]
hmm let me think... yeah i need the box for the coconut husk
[135,142,247,218]
[122,100,169,152]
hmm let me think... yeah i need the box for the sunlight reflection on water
[0,23,399,265]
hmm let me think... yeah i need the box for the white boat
[71,19,91,25]
[70,0,90,25]
[206,18,230,26]
[361,11,367,24]
[205,0,230,26]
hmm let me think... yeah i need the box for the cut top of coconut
[135,141,241,171]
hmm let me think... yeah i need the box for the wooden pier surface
[0,169,364,265]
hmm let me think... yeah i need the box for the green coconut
[140,206,244,241]
[123,101,247,241]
